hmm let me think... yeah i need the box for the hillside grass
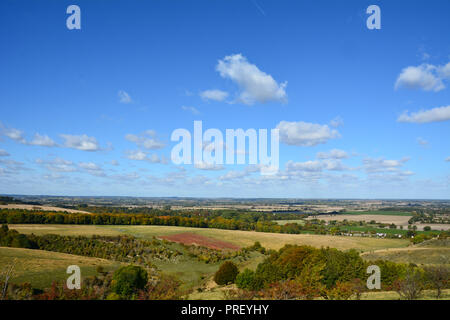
[361,247,450,265]
[0,247,121,289]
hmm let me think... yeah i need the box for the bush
[214,261,239,285]
[235,269,264,291]
[112,265,148,298]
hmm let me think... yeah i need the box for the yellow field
[0,247,121,289]
[8,224,410,252]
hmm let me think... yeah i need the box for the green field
[0,247,121,289]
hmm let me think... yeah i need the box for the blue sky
[0,0,449,198]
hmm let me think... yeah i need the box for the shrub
[112,265,148,298]
[235,269,264,291]
[214,261,239,285]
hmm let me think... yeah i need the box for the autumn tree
[214,261,239,285]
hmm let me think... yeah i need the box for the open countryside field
[0,204,91,214]
[306,214,412,226]
[8,224,410,252]
[361,247,450,265]
[0,247,121,289]
[343,211,413,216]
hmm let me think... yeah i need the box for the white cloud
[438,62,450,78]
[363,157,410,173]
[398,105,450,123]
[216,54,287,105]
[126,150,147,161]
[276,121,340,146]
[286,160,324,173]
[125,130,165,150]
[111,160,119,166]
[194,161,224,171]
[79,162,105,177]
[0,149,9,157]
[29,133,57,147]
[181,105,200,114]
[3,127,26,144]
[322,159,348,171]
[118,90,132,104]
[125,150,166,164]
[219,170,248,180]
[0,123,56,147]
[446,157,450,162]
[316,149,349,159]
[61,134,101,151]
[36,157,77,172]
[395,62,450,92]
[330,117,344,128]
[199,89,229,102]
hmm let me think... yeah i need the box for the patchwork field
[8,224,410,252]
[0,247,121,289]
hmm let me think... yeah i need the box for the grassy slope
[361,247,450,265]
[0,247,121,289]
[9,224,410,252]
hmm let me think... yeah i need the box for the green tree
[235,269,264,291]
[214,261,239,285]
[112,265,148,298]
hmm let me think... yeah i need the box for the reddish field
[159,232,240,250]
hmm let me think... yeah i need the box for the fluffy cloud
[29,133,57,147]
[194,161,224,171]
[61,134,101,151]
[2,127,26,144]
[397,105,450,123]
[36,158,77,172]
[118,90,132,104]
[125,130,165,150]
[316,149,348,159]
[276,121,340,146]
[125,150,166,164]
[199,90,229,102]
[286,160,324,172]
[79,162,105,177]
[395,62,450,92]
[363,157,410,173]
[216,54,287,105]
[446,157,450,162]
[0,149,9,157]
[219,170,248,180]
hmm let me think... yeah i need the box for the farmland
[8,224,411,252]
[1,197,449,300]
